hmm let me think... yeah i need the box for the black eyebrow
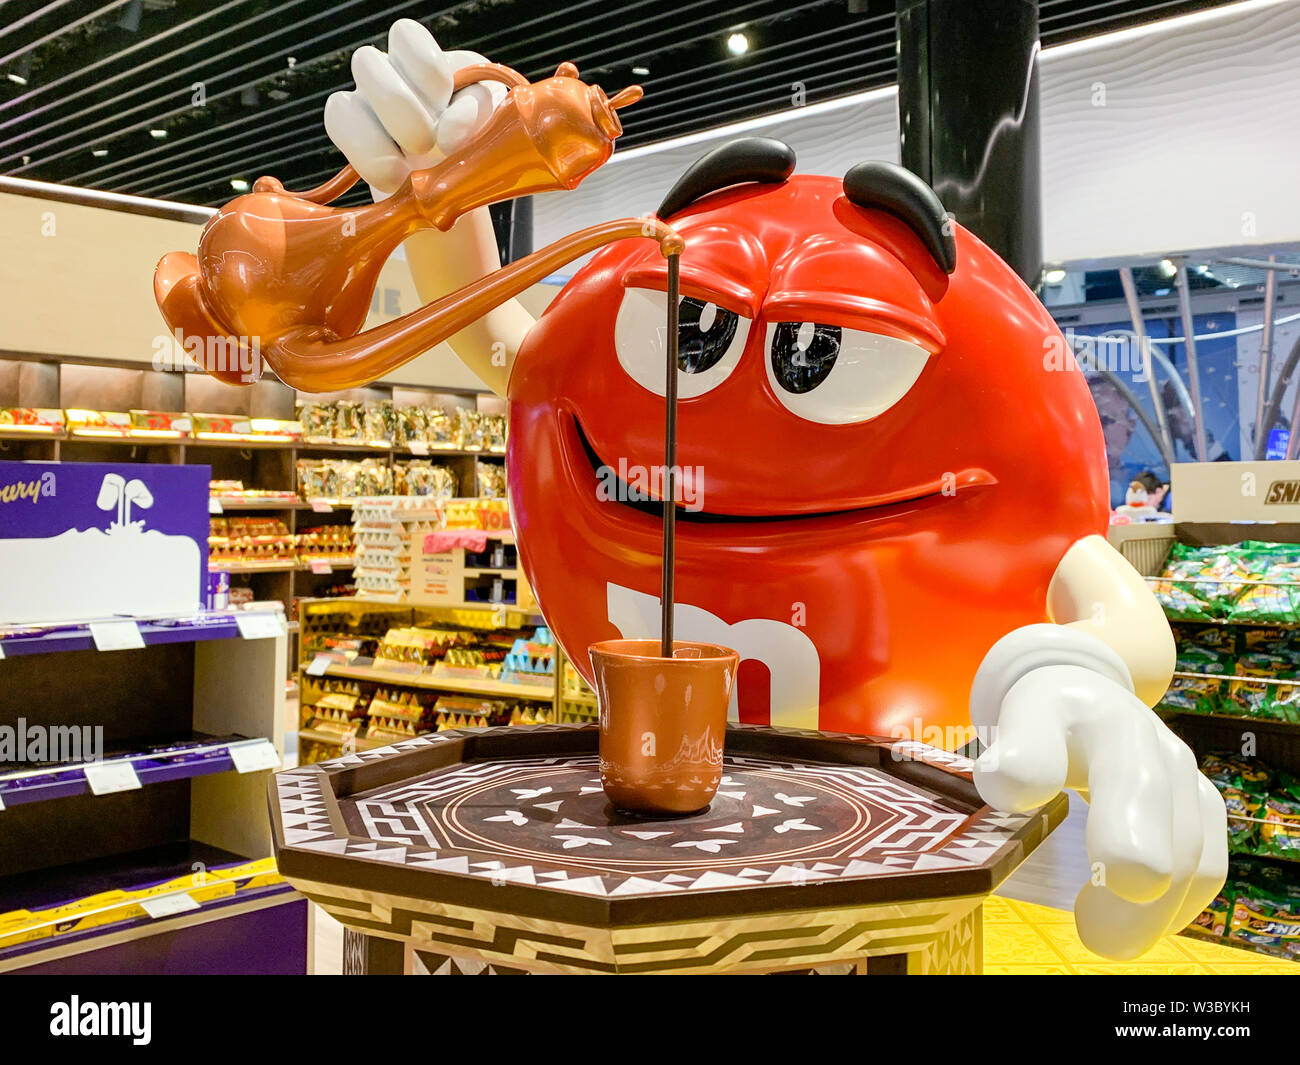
[842,161,957,275]
[657,137,796,220]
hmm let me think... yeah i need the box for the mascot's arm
[401,213,535,397]
[967,534,1225,960]
[1046,534,1176,707]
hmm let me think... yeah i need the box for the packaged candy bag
[362,400,396,445]
[476,460,506,499]
[1175,643,1234,676]
[1258,772,1300,861]
[1228,889,1300,957]
[1153,544,1242,620]
[458,407,487,451]
[1159,673,1221,715]
[1202,753,1270,850]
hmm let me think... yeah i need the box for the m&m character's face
[508,142,1108,738]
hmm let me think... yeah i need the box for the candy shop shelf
[0,735,281,809]
[300,498,355,511]
[1162,614,1300,629]
[1172,669,1300,685]
[210,561,297,573]
[0,609,283,657]
[0,427,66,442]
[1161,709,1300,735]
[561,689,598,707]
[186,434,302,449]
[317,658,555,701]
[209,497,313,511]
[296,727,387,752]
[209,561,355,574]
[0,841,296,973]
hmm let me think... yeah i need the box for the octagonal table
[269,723,1066,975]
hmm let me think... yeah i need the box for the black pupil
[771,322,841,393]
[678,297,738,373]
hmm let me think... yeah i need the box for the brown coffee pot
[154,62,682,391]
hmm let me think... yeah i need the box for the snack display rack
[0,606,305,974]
[556,645,600,724]
[1111,505,1300,963]
[295,598,559,764]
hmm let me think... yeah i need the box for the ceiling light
[149,128,167,140]
[230,178,249,191]
[91,148,109,158]
[1043,268,1067,285]
[1158,258,1177,277]
[6,73,27,85]
[632,65,650,76]
[727,32,749,55]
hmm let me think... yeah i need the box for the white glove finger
[1071,741,1211,962]
[387,18,454,115]
[1166,773,1229,935]
[1062,677,1173,903]
[1146,724,1209,931]
[1073,877,1182,960]
[323,89,409,195]
[436,49,509,156]
[351,45,438,158]
[972,671,1069,813]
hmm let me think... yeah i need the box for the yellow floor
[985,894,1299,974]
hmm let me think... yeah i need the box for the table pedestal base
[341,906,983,976]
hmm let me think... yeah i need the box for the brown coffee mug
[589,639,739,816]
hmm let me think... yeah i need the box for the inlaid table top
[270,723,1066,927]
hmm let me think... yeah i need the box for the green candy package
[1258,772,1300,861]
[1175,642,1234,676]
[1159,674,1221,715]
[1228,889,1300,957]
[1201,753,1270,850]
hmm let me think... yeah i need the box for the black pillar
[488,196,534,264]
[897,0,1042,287]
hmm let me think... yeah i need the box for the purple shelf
[0,736,276,808]
[0,610,279,658]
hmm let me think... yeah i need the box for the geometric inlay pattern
[336,752,979,896]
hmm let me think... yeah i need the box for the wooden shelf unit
[0,356,508,673]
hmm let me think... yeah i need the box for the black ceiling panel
[0,0,1245,208]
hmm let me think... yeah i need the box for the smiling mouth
[573,417,996,524]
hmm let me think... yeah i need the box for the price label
[305,654,332,677]
[85,760,142,795]
[229,738,280,773]
[89,620,145,652]
[310,499,333,513]
[141,893,201,919]
[235,613,285,640]
[208,498,224,515]
[310,561,333,575]
[407,441,429,456]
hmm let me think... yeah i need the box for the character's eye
[764,322,932,424]
[615,289,751,398]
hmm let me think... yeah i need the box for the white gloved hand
[324,18,508,198]
[970,624,1228,960]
